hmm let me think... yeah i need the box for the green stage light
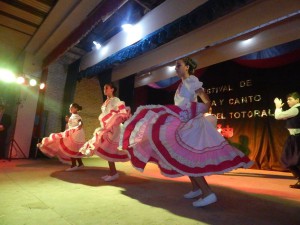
[0,68,16,83]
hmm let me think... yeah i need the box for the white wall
[9,87,39,158]
[43,60,68,136]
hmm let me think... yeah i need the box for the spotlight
[39,83,45,90]
[240,37,255,46]
[123,24,142,45]
[0,69,16,82]
[93,41,101,50]
[16,76,25,84]
[29,79,37,86]
[121,24,133,32]
[168,66,176,72]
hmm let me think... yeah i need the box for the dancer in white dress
[119,57,253,207]
[37,103,85,171]
[80,83,130,181]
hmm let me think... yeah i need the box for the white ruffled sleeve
[186,75,203,92]
[109,97,121,109]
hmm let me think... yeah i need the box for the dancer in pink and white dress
[119,57,253,207]
[80,83,130,182]
[37,103,85,171]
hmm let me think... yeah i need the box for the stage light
[168,66,176,72]
[93,41,101,49]
[100,45,109,56]
[29,79,37,86]
[124,24,142,45]
[0,69,16,82]
[39,83,45,90]
[16,76,25,84]
[240,37,255,46]
[122,24,133,32]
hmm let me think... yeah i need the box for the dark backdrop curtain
[62,60,81,128]
[119,74,135,111]
[97,69,112,100]
[199,60,300,171]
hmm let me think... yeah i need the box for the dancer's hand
[274,98,284,108]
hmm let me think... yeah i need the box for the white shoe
[184,189,202,199]
[193,193,217,207]
[101,175,109,180]
[77,165,84,170]
[65,166,79,172]
[104,173,119,182]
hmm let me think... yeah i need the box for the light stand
[8,99,26,160]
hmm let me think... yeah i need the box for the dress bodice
[100,97,121,117]
[99,97,126,127]
[68,114,82,128]
[174,75,203,108]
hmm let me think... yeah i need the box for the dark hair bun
[188,58,197,70]
[72,103,83,111]
[182,57,197,74]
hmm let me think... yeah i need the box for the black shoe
[289,181,300,189]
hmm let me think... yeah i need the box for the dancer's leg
[189,176,200,191]
[192,177,213,197]
[108,161,117,175]
[103,162,119,182]
[192,176,217,207]
[77,158,84,167]
[70,158,77,167]
[65,158,79,171]
[183,176,203,199]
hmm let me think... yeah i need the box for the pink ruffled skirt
[39,127,85,164]
[119,103,253,177]
[80,113,129,162]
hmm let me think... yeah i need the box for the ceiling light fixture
[93,41,101,50]
[122,24,133,32]
[240,37,255,46]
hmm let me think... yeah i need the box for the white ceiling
[0,0,103,70]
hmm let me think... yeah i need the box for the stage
[0,158,299,225]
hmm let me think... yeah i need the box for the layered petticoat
[119,102,253,177]
[80,108,130,162]
[38,126,85,164]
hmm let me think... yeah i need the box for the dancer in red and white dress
[119,57,253,207]
[80,83,130,182]
[37,103,85,171]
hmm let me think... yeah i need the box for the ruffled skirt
[119,103,253,177]
[80,113,129,162]
[38,127,85,164]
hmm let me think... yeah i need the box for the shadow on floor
[48,166,300,225]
